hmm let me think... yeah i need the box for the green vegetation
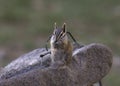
[0,0,120,85]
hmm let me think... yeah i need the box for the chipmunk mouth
[53,42,64,49]
[53,42,59,48]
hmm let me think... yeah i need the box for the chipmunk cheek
[50,36,56,44]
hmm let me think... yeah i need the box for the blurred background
[0,0,120,85]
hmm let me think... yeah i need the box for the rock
[0,48,51,80]
[0,43,113,86]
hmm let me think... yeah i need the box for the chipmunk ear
[62,23,67,33]
[54,22,57,29]
[53,22,57,34]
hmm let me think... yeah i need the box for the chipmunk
[50,23,73,65]
[40,23,102,86]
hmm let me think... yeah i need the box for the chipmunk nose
[54,39,58,43]
[54,41,59,46]
[55,41,58,45]
[55,40,57,43]
[53,42,59,48]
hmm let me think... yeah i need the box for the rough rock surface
[0,43,113,86]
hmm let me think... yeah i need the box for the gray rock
[0,43,113,86]
[0,48,51,80]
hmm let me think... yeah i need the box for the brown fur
[51,40,73,65]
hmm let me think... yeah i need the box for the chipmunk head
[50,23,68,49]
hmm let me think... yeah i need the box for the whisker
[40,51,51,57]
[67,32,77,43]
[45,35,52,51]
